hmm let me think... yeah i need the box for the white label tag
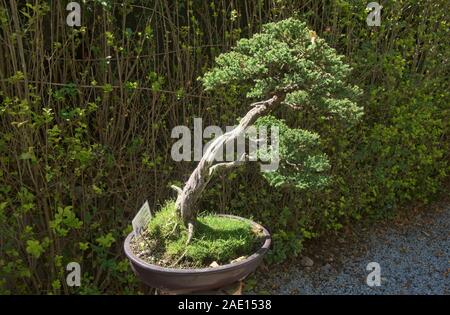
[132,201,152,236]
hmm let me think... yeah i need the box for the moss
[132,200,263,268]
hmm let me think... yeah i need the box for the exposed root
[170,185,183,217]
[170,248,188,268]
[175,204,181,217]
[186,221,195,245]
[169,221,179,236]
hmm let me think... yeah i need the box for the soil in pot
[129,200,266,269]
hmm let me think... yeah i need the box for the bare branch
[209,153,247,176]
[249,138,266,144]
[287,103,303,110]
[249,96,280,107]
[170,185,182,195]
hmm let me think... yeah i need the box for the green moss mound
[130,201,264,268]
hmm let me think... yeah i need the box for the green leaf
[26,240,45,258]
[96,233,116,248]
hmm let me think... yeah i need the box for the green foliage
[359,80,449,216]
[50,206,83,237]
[26,239,47,258]
[201,18,361,192]
[254,115,330,189]
[96,233,116,248]
[201,18,362,124]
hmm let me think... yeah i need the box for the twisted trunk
[172,95,282,243]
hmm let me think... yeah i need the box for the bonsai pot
[124,214,271,293]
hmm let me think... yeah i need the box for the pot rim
[123,214,271,275]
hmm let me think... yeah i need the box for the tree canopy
[201,18,363,122]
[200,18,363,190]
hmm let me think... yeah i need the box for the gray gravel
[255,205,450,294]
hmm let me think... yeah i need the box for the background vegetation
[0,0,448,294]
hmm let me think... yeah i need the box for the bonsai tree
[171,18,362,243]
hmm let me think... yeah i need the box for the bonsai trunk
[171,95,282,243]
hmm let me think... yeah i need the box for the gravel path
[253,204,450,294]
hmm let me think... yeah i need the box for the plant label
[132,201,152,236]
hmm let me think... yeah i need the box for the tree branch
[287,103,303,110]
[170,185,182,195]
[209,153,247,176]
